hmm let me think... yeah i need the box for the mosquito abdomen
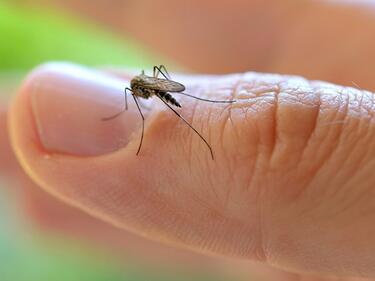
[159,92,181,107]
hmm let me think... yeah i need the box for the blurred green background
[0,1,237,280]
[0,0,154,71]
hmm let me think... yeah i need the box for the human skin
[2,0,375,280]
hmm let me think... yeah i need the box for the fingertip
[8,62,144,207]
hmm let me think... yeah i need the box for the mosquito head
[130,74,143,89]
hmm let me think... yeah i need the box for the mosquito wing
[139,76,185,92]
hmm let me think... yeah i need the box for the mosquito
[102,65,235,159]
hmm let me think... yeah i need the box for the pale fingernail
[29,63,141,156]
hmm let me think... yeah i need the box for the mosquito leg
[125,87,129,110]
[153,65,171,80]
[102,88,131,121]
[156,94,214,160]
[132,95,145,156]
[176,92,236,103]
[153,66,159,78]
[159,65,171,79]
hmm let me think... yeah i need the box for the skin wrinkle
[244,113,260,193]
[219,77,268,197]
[302,88,320,133]
[331,116,362,183]
[184,179,224,225]
[270,87,314,172]
[193,80,238,209]
[153,100,190,160]
[356,92,374,147]
[183,89,200,164]
[218,78,280,264]
[253,150,272,262]
[253,142,267,265]
[226,78,317,205]
[203,97,220,204]
[296,95,343,209]
[298,87,371,220]
[360,92,375,157]
[323,175,371,224]
[291,88,328,203]
[154,87,225,217]
[349,96,373,168]
[226,72,244,132]
[228,73,250,119]
[335,181,374,225]
[204,213,244,256]
[356,183,375,221]
[219,83,254,194]
[302,87,350,195]
[226,107,251,196]
[217,115,233,212]
[288,86,321,171]
[216,91,241,211]
[269,85,280,165]
[185,90,224,207]
[332,133,374,219]
[176,75,270,258]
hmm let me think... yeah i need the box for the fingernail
[29,63,141,156]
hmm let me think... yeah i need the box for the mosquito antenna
[156,94,214,160]
[102,87,131,121]
[176,92,236,103]
[153,65,171,80]
[132,94,145,155]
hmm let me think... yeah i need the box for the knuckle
[211,74,375,201]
